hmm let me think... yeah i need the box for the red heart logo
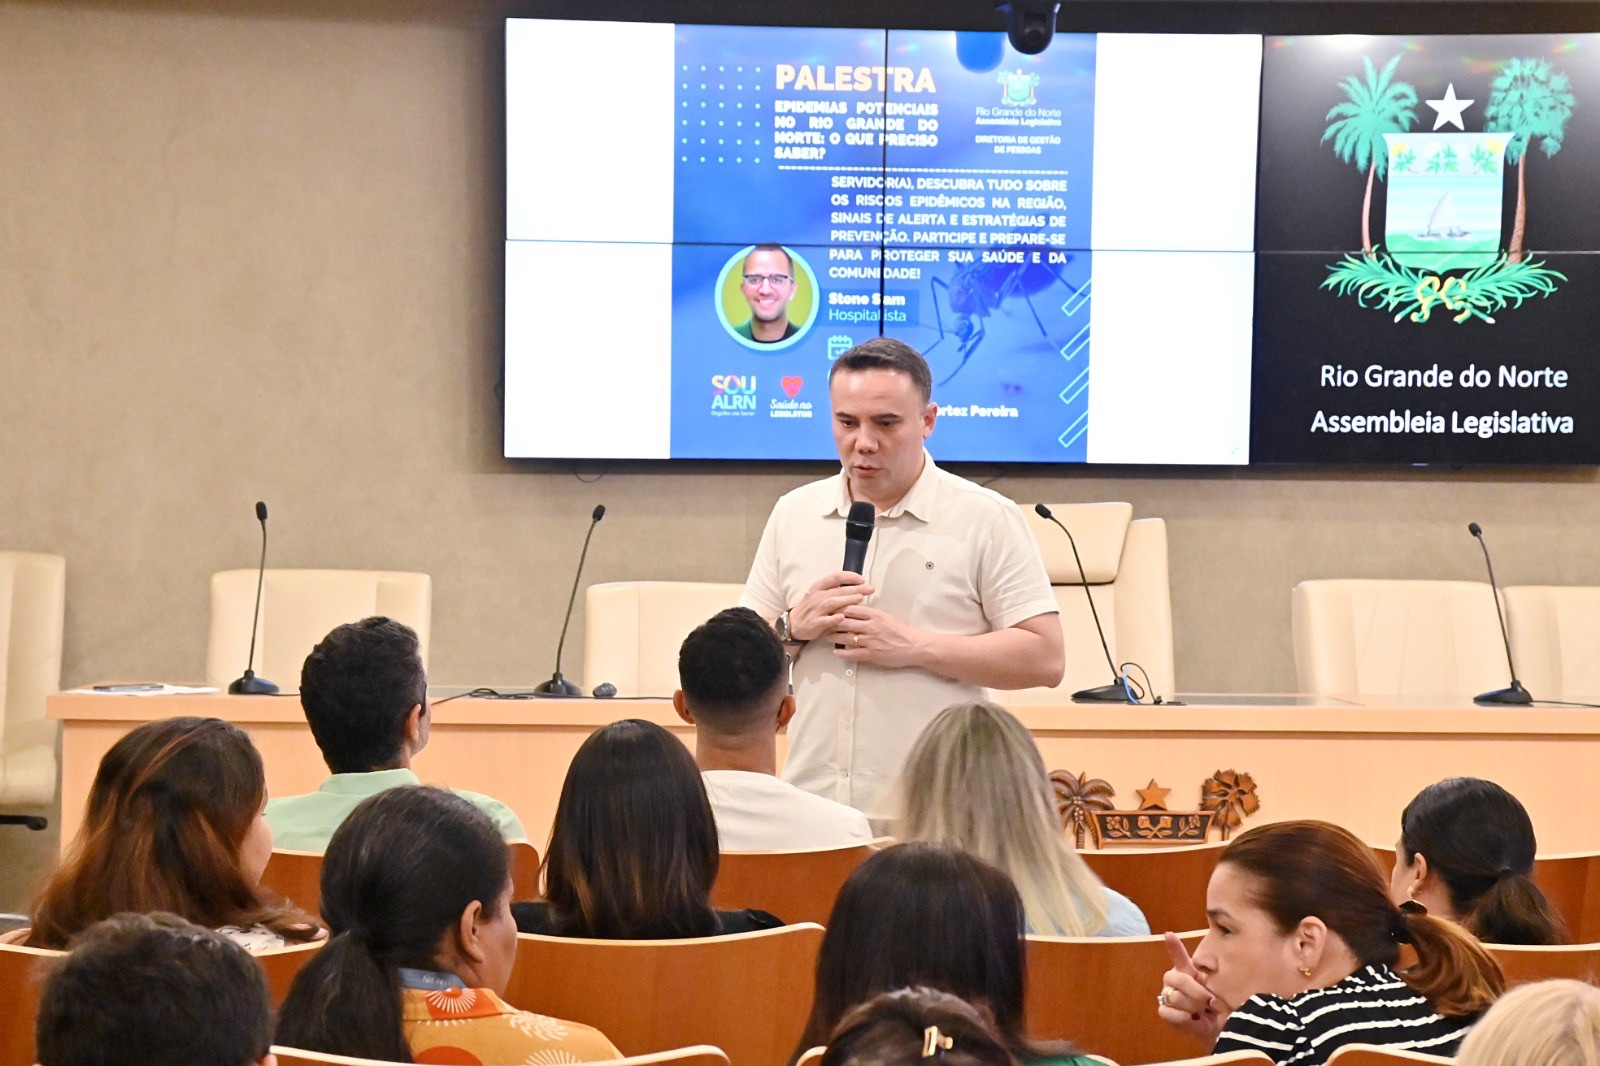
[781,376,803,398]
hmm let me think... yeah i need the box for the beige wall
[3,0,1597,698]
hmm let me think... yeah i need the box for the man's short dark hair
[300,616,428,774]
[828,337,933,404]
[678,607,787,730]
[36,912,272,1066]
[744,242,794,276]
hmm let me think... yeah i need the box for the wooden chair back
[256,939,324,1005]
[1025,931,1204,1066]
[1078,842,1227,935]
[1486,941,1600,985]
[262,848,324,918]
[1324,1045,1454,1064]
[710,842,880,925]
[0,942,64,1066]
[264,840,542,922]
[273,1044,731,1066]
[504,923,825,1066]
[1530,851,1600,943]
[1143,1054,1274,1065]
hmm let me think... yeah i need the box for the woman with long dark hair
[1157,820,1505,1065]
[1392,777,1565,945]
[24,716,319,950]
[513,718,781,938]
[276,786,620,1063]
[794,843,1094,1066]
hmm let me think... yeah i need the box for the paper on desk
[69,684,222,696]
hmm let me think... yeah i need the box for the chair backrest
[504,923,825,1066]
[582,582,746,698]
[1324,1045,1455,1065]
[0,941,66,1066]
[205,569,432,691]
[710,843,880,926]
[264,841,540,923]
[1025,931,1204,1066]
[1530,851,1600,944]
[262,849,325,919]
[1009,504,1176,703]
[1291,579,1509,696]
[1078,842,1227,936]
[1143,1054,1275,1066]
[272,1044,732,1066]
[1503,585,1600,699]
[256,939,324,1005]
[0,552,65,807]
[1486,941,1600,986]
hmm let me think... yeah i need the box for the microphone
[228,501,279,695]
[1034,504,1133,704]
[536,504,606,697]
[1468,522,1533,706]
[843,501,875,574]
[836,501,876,649]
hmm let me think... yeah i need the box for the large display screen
[504,21,1600,465]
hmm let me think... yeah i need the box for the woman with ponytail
[1155,820,1504,1065]
[1392,777,1565,945]
[276,786,619,1063]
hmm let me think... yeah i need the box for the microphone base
[1474,682,1534,706]
[1071,681,1134,704]
[533,675,583,697]
[228,673,279,696]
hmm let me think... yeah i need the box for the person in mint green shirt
[265,617,524,851]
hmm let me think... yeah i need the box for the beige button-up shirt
[741,453,1058,819]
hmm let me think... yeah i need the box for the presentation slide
[1251,34,1600,464]
[504,21,1261,464]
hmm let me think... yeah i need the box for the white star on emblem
[1426,83,1474,131]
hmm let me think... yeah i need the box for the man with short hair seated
[35,912,276,1066]
[266,616,524,849]
[674,607,871,850]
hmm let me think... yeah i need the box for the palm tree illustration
[1485,58,1576,264]
[1050,769,1115,849]
[1322,55,1418,256]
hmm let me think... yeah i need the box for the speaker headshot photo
[735,243,800,343]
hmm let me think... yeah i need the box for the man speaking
[740,338,1064,818]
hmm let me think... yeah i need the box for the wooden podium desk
[47,691,1600,855]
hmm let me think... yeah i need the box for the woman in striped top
[1155,820,1504,1066]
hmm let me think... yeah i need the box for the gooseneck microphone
[1468,522,1533,706]
[1034,504,1133,704]
[536,504,606,697]
[843,501,876,574]
[229,501,279,696]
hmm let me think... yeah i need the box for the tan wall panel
[2,2,1598,698]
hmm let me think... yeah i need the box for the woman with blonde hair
[894,701,1147,937]
[1457,979,1600,1066]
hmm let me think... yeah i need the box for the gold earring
[1298,966,1312,977]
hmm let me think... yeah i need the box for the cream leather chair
[0,552,66,823]
[583,582,745,698]
[1008,503,1175,704]
[1503,586,1600,700]
[205,570,431,692]
[1291,579,1509,697]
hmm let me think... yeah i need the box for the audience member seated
[794,842,1095,1066]
[20,716,320,951]
[894,701,1147,937]
[1457,978,1600,1066]
[821,987,1019,1066]
[276,786,620,1062]
[265,616,524,850]
[35,912,275,1066]
[1392,776,1565,945]
[512,719,783,937]
[1157,820,1504,1066]
[673,607,871,850]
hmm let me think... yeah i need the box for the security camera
[997,0,1062,56]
